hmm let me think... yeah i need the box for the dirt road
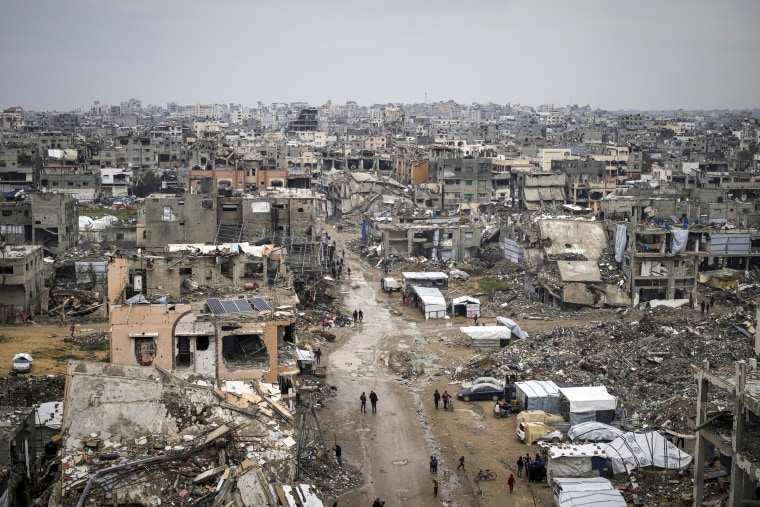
[319,229,556,507]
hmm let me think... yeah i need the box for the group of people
[700,294,715,315]
[517,452,546,483]
[493,401,510,418]
[359,390,378,413]
[433,389,452,410]
[352,309,364,323]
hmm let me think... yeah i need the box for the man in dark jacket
[360,392,367,413]
[369,391,378,412]
[434,389,441,410]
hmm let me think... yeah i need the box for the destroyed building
[0,407,37,507]
[0,244,44,321]
[52,361,299,506]
[693,358,760,507]
[369,214,483,261]
[0,192,79,255]
[109,303,296,383]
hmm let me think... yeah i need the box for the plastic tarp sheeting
[459,326,510,341]
[249,201,271,213]
[35,401,63,430]
[515,410,565,426]
[547,445,608,485]
[523,422,557,445]
[496,316,529,339]
[568,422,624,443]
[516,382,561,413]
[559,386,616,412]
[553,478,626,507]
[614,224,627,263]
[603,431,693,474]
[670,229,688,254]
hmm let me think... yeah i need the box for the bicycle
[475,468,497,482]
[444,399,454,411]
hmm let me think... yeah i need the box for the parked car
[12,353,33,373]
[456,383,505,402]
[460,376,503,389]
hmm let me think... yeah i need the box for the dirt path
[318,252,443,506]
[319,227,562,506]
[0,322,110,375]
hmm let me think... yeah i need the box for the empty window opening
[222,334,269,370]
[177,336,192,367]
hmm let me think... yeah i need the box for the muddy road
[318,229,558,507]
[320,263,443,506]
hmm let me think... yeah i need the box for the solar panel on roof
[207,298,226,315]
[250,297,273,312]
[220,300,239,313]
[233,299,253,312]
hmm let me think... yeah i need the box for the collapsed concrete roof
[56,361,301,506]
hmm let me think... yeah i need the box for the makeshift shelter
[402,272,448,292]
[558,386,617,425]
[515,410,565,426]
[459,326,510,351]
[521,422,559,445]
[515,381,561,413]
[496,316,529,339]
[451,296,480,318]
[552,477,626,507]
[546,443,608,485]
[567,422,624,443]
[411,286,447,319]
[603,431,693,474]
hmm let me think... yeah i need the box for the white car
[460,376,503,389]
[12,353,33,373]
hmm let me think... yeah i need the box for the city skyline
[3,0,759,112]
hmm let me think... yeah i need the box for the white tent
[559,386,617,425]
[552,477,626,507]
[412,286,447,319]
[515,380,561,413]
[546,443,608,485]
[460,325,510,351]
[603,431,692,474]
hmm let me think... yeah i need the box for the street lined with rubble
[288,223,752,507]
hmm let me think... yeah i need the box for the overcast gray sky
[2,0,759,111]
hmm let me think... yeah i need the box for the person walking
[517,456,524,477]
[334,444,342,466]
[706,302,710,314]
[358,309,363,322]
[347,267,351,279]
[353,309,358,323]
[434,389,441,410]
[360,392,367,413]
[442,390,451,410]
[701,301,705,315]
[70,322,76,338]
[710,294,715,307]
[457,456,465,471]
[429,456,435,473]
[431,456,438,474]
[508,473,515,492]
[432,477,439,497]
[369,391,378,412]
[315,347,322,365]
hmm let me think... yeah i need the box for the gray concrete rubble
[47,361,307,507]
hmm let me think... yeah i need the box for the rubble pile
[0,374,65,405]
[64,330,109,349]
[485,307,756,432]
